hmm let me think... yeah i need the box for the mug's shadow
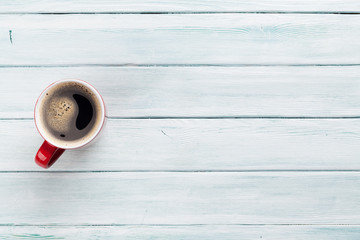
[58,123,108,170]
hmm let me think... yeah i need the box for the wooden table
[0,0,360,238]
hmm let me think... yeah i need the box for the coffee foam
[46,95,77,133]
[36,81,104,148]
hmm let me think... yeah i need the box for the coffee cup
[34,79,106,168]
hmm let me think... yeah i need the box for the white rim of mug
[34,79,106,149]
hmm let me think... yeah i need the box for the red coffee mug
[34,79,106,168]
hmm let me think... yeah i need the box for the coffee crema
[36,81,104,148]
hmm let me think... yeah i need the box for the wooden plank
[0,14,359,65]
[0,172,359,224]
[1,66,360,118]
[0,225,360,239]
[2,119,360,171]
[1,0,359,12]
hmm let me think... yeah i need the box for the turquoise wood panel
[0,0,358,238]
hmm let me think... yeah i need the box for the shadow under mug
[34,79,106,168]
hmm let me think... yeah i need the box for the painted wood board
[0,225,359,240]
[1,119,359,171]
[1,0,359,12]
[1,14,359,65]
[1,66,360,118]
[0,172,359,224]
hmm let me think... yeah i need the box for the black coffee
[73,94,93,130]
[37,81,103,147]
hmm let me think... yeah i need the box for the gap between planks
[1,117,360,120]
[1,170,360,173]
[0,64,359,68]
[0,11,359,15]
[1,224,360,226]
[1,225,359,239]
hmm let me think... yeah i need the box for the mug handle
[35,141,65,169]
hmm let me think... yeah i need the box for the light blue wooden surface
[1,14,359,65]
[0,1,359,239]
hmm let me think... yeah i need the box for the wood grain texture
[1,0,359,12]
[1,119,359,171]
[1,66,360,118]
[0,225,360,239]
[0,14,359,65]
[0,1,358,236]
[0,172,359,224]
